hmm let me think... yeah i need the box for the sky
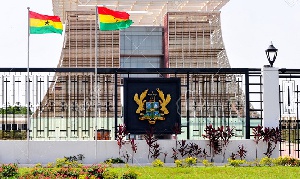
[221,0,300,68]
[1,0,300,69]
[0,0,63,68]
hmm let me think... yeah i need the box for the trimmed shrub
[152,159,164,167]
[273,156,300,166]
[175,159,183,167]
[227,158,246,167]
[259,157,273,166]
[0,163,19,178]
[121,170,140,179]
[202,159,214,167]
[184,157,197,167]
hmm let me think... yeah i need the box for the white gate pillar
[262,66,279,128]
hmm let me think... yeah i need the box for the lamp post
[265,42,278,67]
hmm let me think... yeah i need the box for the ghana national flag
[97,7,133,31]
[29,11,63,34]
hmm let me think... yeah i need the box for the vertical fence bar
[297,85,300,158]
[279,84,282,156]
[5,78,8,134]
[39,77,42,137]
[187,73,190,139]
[288,84,291,156]
[47,75,50,139]
[114,72,118,139]
[245,70,250,139]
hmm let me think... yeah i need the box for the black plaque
[124,78,181,134]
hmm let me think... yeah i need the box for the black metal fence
[0,68,262,140]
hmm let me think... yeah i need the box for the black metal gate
[279,69,300,158]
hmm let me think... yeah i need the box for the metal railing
[0,68,262,140]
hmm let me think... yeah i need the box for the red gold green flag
[97,7,133,31]
[29,11,63,34]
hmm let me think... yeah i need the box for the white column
[262,66,279,128]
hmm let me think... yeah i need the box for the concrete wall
[0,139,279,164]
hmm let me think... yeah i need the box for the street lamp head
[265,42,278,67]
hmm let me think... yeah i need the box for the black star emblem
[114,18,118,22]
[45,20,50,26]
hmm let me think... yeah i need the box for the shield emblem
[145,102,161,119]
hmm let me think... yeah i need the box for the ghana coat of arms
[134,88,171,124]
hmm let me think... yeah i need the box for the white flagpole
[26,7,31,163]
[95,5,99,159]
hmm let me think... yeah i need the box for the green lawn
[16,165,300,179]
[107,166,300,179]
[110,166,300,179]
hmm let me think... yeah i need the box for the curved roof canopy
[52,0,229,25]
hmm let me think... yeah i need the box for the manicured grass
[108,166,300,179]
[17,166,300,178]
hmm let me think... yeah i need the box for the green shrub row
[228,156,300,167]
[0,158,139,179]
[151,156,300,168]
